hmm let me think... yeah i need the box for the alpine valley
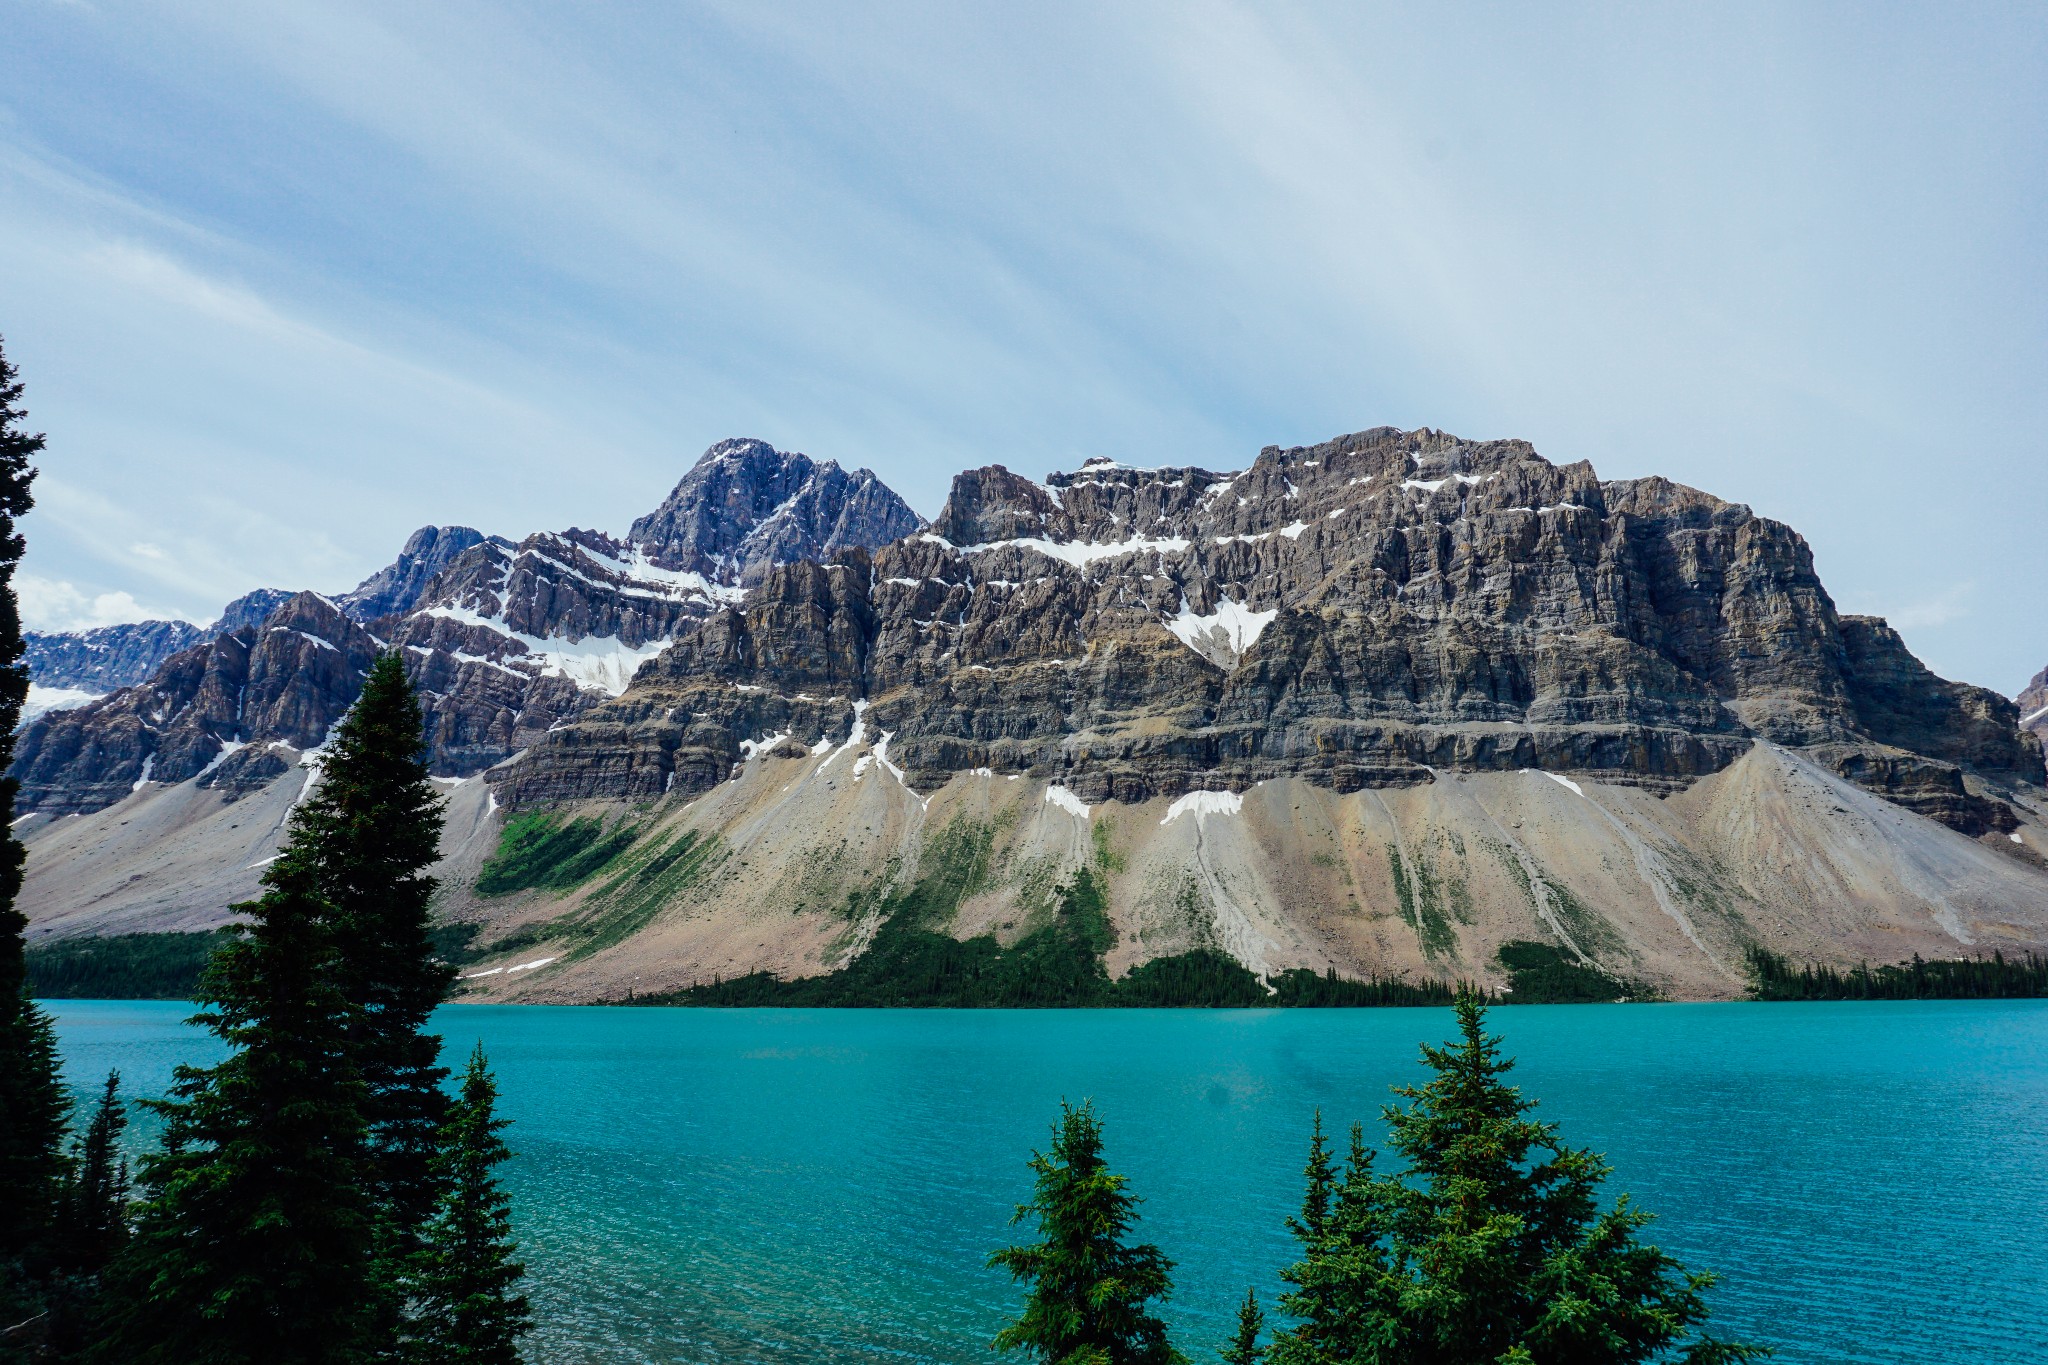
[17,428,2048,1002]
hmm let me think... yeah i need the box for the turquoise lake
[45,1000,2048,1363]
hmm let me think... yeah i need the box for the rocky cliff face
[11,442,921,814]
[495,428,2041,835]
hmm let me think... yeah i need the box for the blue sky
[1,2,2043,692]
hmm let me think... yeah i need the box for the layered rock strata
[495,428,2041,836]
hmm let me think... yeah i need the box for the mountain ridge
[16,425,2048,1003]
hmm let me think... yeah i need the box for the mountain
[22,619,210,695]
[11,441,922,815]
[17,426,2048,1001]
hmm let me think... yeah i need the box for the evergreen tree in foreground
[294,650,455,1260]
[97,857,377,1365]
[0,333,66,1342]
[55,1070,129,1275]
[1268,992,1767,1364]
[410,1044,531,1365]
[46,1072,130,1359]
[990,1100,1185,1365]
[1220,1290,1263,1365]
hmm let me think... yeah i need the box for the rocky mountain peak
[209,588,296,634]
[339,524,504,623]
[627,438,922,585]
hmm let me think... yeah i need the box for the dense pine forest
[1746,946,2048,1000]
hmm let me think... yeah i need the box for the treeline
[25,931,235,1000]
[1747,946,2048,1000]
[650,933,1634,1010]
[987,994,1769,1364]
[1,649,532,1362]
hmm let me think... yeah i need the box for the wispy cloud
[16,574,191,632]
[0,1,2042,691]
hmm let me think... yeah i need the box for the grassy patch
[667,867,1116,1007]
[474,812,643,896]
[27,930,236,1000]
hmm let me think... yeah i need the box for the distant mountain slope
[23,619,209,694]
[11,441,921,813]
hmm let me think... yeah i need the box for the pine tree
[293,650,454,1265]
[0,333,65,1338]
[55,1070,128,1275]
[1267,993,1767,1364]
[989,1100,1185,1365]
[96,857,377,1365]
[410,1044,531,1365]
[45,1072,129,1360]
[1220,1289,1263,1365]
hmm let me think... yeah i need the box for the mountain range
[16,428,2048,1001]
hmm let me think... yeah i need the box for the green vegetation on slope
[474,812,643,895]
[1747,946,2048,1000]
[26,930,237,999]
[1495,940,1645,1003]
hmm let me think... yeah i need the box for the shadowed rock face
[494,427,2042,834]
[11,442,923,814]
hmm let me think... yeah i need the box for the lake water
[45,1000,2048,1364]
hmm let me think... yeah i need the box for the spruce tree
[96,857,377,1365]
[46,1072,129,1359]
[0,333,66,1335]
[55,1070,128,1275]
[1267,993,1767,1364]
[1220,1289,1263,1365]
[293,652,453,1257]
[410,1044,532,1365]
[989,1100,1185,1365]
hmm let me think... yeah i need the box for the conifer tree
[989,1100,1185,1365]
[0,333,66,1334]
[96,857,376,1365]
[55,1071,129,1275]
[45,1072,129,1359]
[410,1044,532,1365]
[1267,993,1766,1364]
[293,652,453,1254]
[1220,1289,1263,1365]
